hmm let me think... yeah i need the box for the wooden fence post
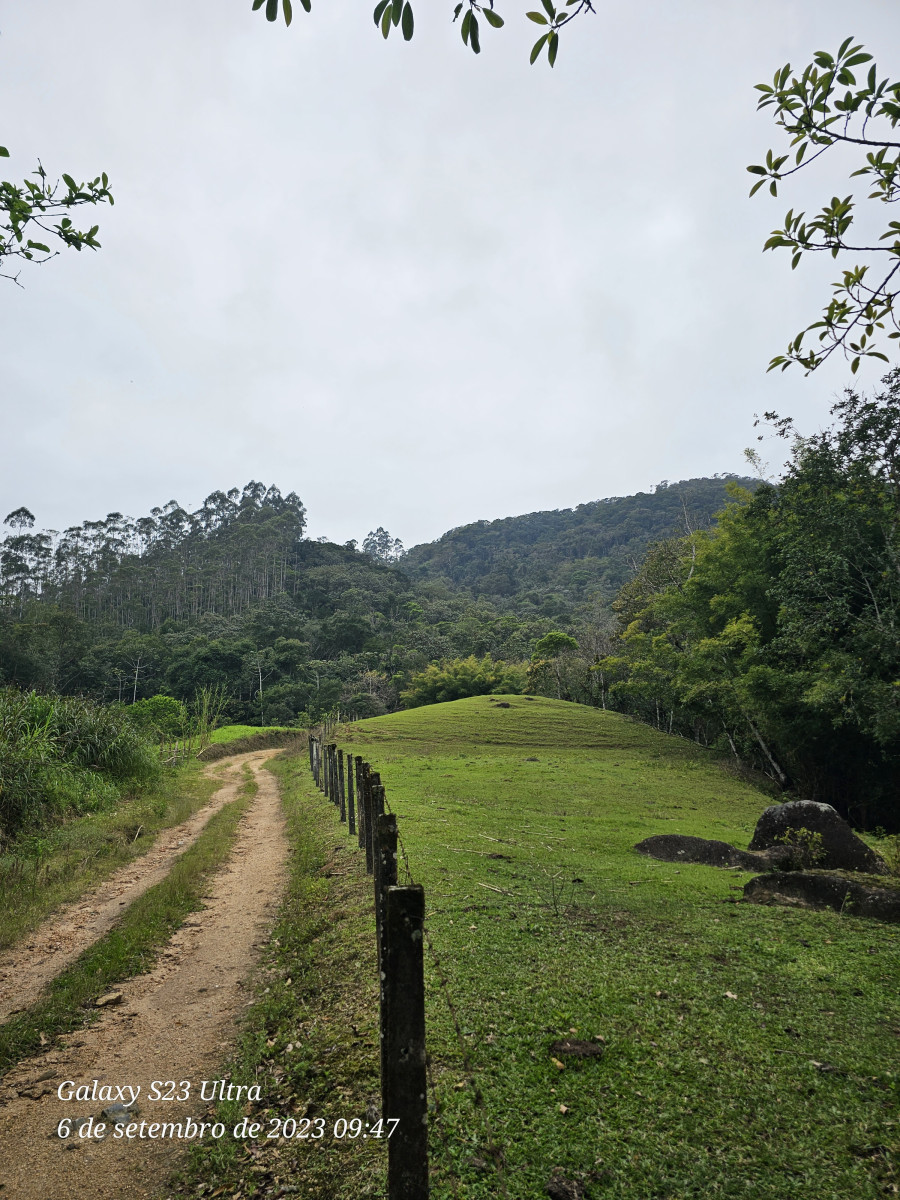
[329,744,338,807]
[383,884,429,1200]
[347,753,356,836]
[375,814,398,1101]
[361,764,374,874]
[338,750,346,822]
[356,757,365,849]
[367,774,383,876]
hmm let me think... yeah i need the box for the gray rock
[743,872,900,923]
[634,834,786,870]
[748,801,887,874]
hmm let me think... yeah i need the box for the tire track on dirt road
[0,750,291,1199]
[0,752,269,1025]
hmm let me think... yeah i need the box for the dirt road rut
[0,750,290,1199]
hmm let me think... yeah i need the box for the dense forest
[0,476,742,725]
[402,476,753,612]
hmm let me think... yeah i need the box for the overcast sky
[2,0,898,548]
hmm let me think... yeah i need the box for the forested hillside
[401,475,756,612]
[0,477,731,724]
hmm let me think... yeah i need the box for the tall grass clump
[0,689,160,844]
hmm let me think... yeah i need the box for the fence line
[308,734,429,1199]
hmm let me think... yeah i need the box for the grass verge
[339,695,900,1200]
[0,759,220,951]
[0,766,258,1077]
[168,752,386,1200]
[209,725,294,744]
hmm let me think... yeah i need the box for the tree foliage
[0,157,113,284]
[251,0,594,69]
[749,38,900,373]
[399,653,527,707]
[600,368,900,830]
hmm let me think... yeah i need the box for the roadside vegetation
[0,688,160,844]
[0,687,224,950]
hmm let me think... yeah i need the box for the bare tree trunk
[745,715,787,786]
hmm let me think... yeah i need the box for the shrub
[400,655,528,708]
[0,689,159,844]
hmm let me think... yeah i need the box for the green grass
[0,766,258,1076]
[209,724,293,744]
[333,695,900,1200]
[0,759,219,951]
[169,754,386,1199]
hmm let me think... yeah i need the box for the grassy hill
[337,696,899,1200]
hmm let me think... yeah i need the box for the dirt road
[0,750,290,1199]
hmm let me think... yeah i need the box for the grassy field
[329,695,900,1200]
[209,724,294,744]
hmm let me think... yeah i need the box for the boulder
[748,800,887,874]
[634,833,782,870]
[744,872,900,923]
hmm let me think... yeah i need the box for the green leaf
[844,52,872,67]
[530,31,549,63]
[470,14,480,52]
[548,30,558,66]
[374,0,389,23]
[266,0,278,20]
[25,241,50,253]
[749,179,767,197]
[483,8,503,27]
[392,0,402,27]
[283,0,293,22]
[526,11,548,23]
[461,8,471,43]
[0,146,8,158]
[252,0,265,9]
[746,165,767,175]
[540,0,555,17]
[837,36,855,59]
[381,3,392,36]
[402,2,414,39]
[62,173,78,191]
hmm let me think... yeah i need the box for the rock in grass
[546,1170,586,1199]
[744,872,900,923]
[634,834,775,870]
[549,1039,605,1060]
[748,801,887,874]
